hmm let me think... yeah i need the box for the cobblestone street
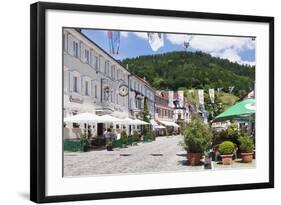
[64,135,255,177]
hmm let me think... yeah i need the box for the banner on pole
[147,33,164,52]
[198,89,204,105]
[209,89,215,104]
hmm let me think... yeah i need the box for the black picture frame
[30,2,274,203]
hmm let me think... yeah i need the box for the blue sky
[82,29,256,66]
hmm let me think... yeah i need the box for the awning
[159,120,180,128]
[154,125,166,129]
[213,98,255,122]
[150,119,159,126]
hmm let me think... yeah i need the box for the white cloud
[190,36,255,53]
[166,34,187,45]
[166,34,255,65]
[211,48,255,66]
[133,32,148,40]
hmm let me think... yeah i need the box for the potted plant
[132,131,140,146]
[183,116,212,166]
[80,132,90,152]
[120,130,128,148]
[106,139,113,151]
[218,141,235,165]
[238,135,254,162]
[147,131,156,141]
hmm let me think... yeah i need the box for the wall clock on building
[119,84,128,96]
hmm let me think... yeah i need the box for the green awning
[213,98,255,122]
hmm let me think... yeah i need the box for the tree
[122,51,255,99]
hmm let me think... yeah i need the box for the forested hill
[121,51,255,98]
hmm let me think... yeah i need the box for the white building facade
[63,29,130,138]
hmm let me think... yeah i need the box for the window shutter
[88,80,91,96]
[69,72,73,92]
[91,81,94,97]
[77,76,81,93]
[81,76,85,94]
[81,43,85,62]
[64,70,69,92]
[68,36,73,55]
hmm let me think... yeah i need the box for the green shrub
[212,123,240,146]
[218,141,235,155]
[147,131,156,141]
[80,132,90,146]
[183,116,213,153]
[132,131,140,142]
[238,135,254,153]
[120,130,128,145]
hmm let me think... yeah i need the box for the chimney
[126,64,129,70]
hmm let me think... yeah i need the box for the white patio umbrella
[64,112,99,137]
[133,119,149,125]
[97,115,125,123]
[64,112,99,123]
[121,117,137,124]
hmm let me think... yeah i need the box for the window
[113,66,116,80]
[85,49,90,64]
[94,84,97,98]
[116,69,119,80]
[73,41,79,57]
[105,61,109,75]
[111,65,114,79]
[85,81,89,96]
[73,76,78,92]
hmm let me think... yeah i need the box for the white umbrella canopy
[97,115,125,123]
[133,119,149,125]
[64,112,99,123]
[122,117,137,124]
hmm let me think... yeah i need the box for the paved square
[64,135,255,177]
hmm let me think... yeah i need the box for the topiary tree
[120,130,128,145]
[218,141,235,155]
[132,131,140,142]
[147,131,156,141]
[183,116,213,153]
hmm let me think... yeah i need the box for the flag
[183,35,193,50]
[147,32,164,52]
[178,91,184,107]
[107,31,120,55]
[209,89,215,104]
[198,89,204,105]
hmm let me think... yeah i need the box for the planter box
[64,139,87,152]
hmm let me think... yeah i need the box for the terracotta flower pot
[221,154,233,165]
[187,153,202,166]
[241,152,253,163]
